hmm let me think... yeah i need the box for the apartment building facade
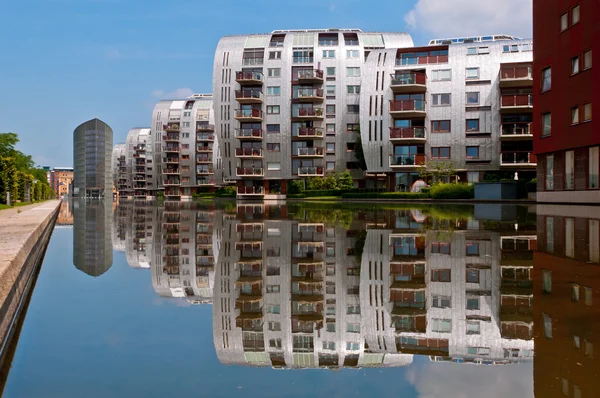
[112,143,126,198]
[73,118,113,198]
[360,36,535,191]
[48,167,74,197]
[212,29,414,197]
[533,0,598,203]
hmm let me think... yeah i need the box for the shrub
[288,180,305,194]
[341,192,428,199]
[526,178,537,193]
[156,191,165,199]
[429,183,474,199]
[215,186,236,197]
[303,190,345,197]
[192,192,214,199]
[336,171,354,191]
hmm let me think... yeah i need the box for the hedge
[429,183,474,199]
[303,189,346,197]
[341,192,429,199]
[287,193,306,198]
[215,186,236,197]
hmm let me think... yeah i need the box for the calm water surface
[3,200,599,397]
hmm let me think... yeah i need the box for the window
[347,105,359,113]
[326,104,336,115]
[432,319,452,333]
[432,295,451,308]
[431,269,451,282]
[572,5,580,24]
[326,161,335,171]
[346,123,360,132]
[561,12,568,31]
[466,92,480,105]
[267,305,280,314]
[322,50,335,58]
[467,47,477,55]
[571,283,580,302]
[267,162,281,171]
[542,269,552,294]
[585,287,593,306]
[347,85,360,94]
[466,119,480,132]
[431,69,451,81]
[346,342,360,351]
[347,305,360,315]
[267,143,280,152]
[346,50,359,58]
[583,50,592,70]
[267,86,280,96]
[346,143,356,152]
[546,154,554,190]
[268,68,281,77]
[326,67,335,76]
[323,341,335,350]
[268,321,281,331]
[584,340,594,358]
[326,321,335,332]
[326,143,335,153]
[590,147,599,188]
[466,297,480,310]
[541,67,551,92]
[431,147,450,159]
[571,56,580,75]
[267,124,280,133]
[584,103,592,121]
[466,321,481,335]
[326,85,336,97]
[466,269,480,283]
[543,313,552,339]
[466,67,480,79]
[346,323,360,333]
[566,150,574,189]
[479,47,489,54]
[346,67,360,77]
[466,146,479,159]
[546,217,555,253]
[267,285,280,293]
[269,338,282,349]
[346,161,360,170]
[267,105,280,114]
[326,124,335,133]
[467,347,490,356]
[431,242,451,254]
[269,51,281,60]
[431,120,451,133]
[432,93,451,106]
[466,243,479,256]
[542,112,552,137]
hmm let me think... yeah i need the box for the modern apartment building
[111,143,126,198]
[73,118,113,198]
[360,35,535,191]
[149,94,223,200]
[48,167,74,197]
[533,0,598,203]
[212,29,414,197]
[125,128,152,199]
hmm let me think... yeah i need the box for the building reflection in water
[72,199,113,277]
[112,201,540,370]
[534,206,600,398]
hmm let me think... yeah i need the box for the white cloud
[406,361,533,398]
[405,0,532,39]
[152,88,194,100]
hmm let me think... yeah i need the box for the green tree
[354,134,367,170]
[418,160,456,184]
[336,171,354,191]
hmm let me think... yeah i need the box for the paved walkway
[0,202,54,221]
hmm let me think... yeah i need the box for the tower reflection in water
[111,202,545,370]
[72,199,113,277]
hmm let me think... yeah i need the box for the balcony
[133,145,146,151]
[500,123,533,140]
[296,108,324,120]
[237,167,264,177]
[390,154,426,168]
[235,71,264,85]
[297,69,324,83]
[163,158,180,164]
[162,146,180,153]
[163,180,181,186]
[164,190,182,197]
[196,145,213,153]
[390,72,427,93]
[235,148,263,158]
[197,179,216,186]
[500,66,533,88]
[234,109,263,122]
[196,167,214,175]
[133,176,146,182]
[196,155,212,164]
[163,124,180,132]
[389,127,426,142]
[235,89,264,104]
[296,147,324,157]
[389,100,426,118]
[298,167,324,177]
[295,127,324,139]
[396,54,448,66]
[500,94,533,113]
[196,124,215,133]
[237,186,265,196]
[236,128,263,141]
[296,88,324,102]
[500,152,537,167]
[163,168,181,175]
[163,134,179,142]
[196,133,215,142]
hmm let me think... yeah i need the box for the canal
[2,200,598,397]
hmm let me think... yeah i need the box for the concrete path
[0,202,54,221]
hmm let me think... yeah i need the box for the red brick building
[533,0,599,203]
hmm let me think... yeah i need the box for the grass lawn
[0,201,46,210]
[303,196,341,201]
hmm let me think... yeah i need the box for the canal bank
[0,200,61,378]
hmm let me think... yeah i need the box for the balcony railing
[297,147,324,157]
[237,186,264,195]
[242,58,264,66]
[235,148,263,158]
[163,180,181,186]
[163,134,180,141]
[237,167,264,177]
[235,90,264,102]
[296,88,324,100]
[297,69,323,81]
[396,55,448,66]
[500,66,532,80]
[163,124,181,132]
[235,71,264,83]
[297,108,324,118]
[293,56,314,64]
[390,100,426,112]
[234,109,263,120]
[197,179,216,186]
[236,129,264,139]
[501,94,533,108]
[164,190,182,196]
[501,152,537,165]
[196,155,212,163]
[389,127,426,140]
[391,72,427,86]
[163,158,180,164]
[298,167,324,176]
[296,127,324,138]
[196,133,215,141]
[196,145,213,152]
[133,145,146,151]
[196,124,215,132]
[390,154,426,166]
[501,123,532,137]
[163,146,180,152]
[196,167,214,175]
[163,169,180,174]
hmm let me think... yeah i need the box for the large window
[541,67,551,92]
[431,69,451,81]
[432,319,452,333]
[546,154,554,190]
[466,92,480,105]
[466,119,480,132]
[346,67,360,77]
[431,269,451,282]
[431,120,451,133]
[465,67,480,79]
[466,146,480,159]
[432,93,451,106]
[431,147,450,159]
[565,150,574,189]
[293,48,314,63]
[590,147,599,188]
[322,50,335,58]
[542,113,552,137]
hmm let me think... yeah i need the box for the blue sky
[0,0,532,167]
